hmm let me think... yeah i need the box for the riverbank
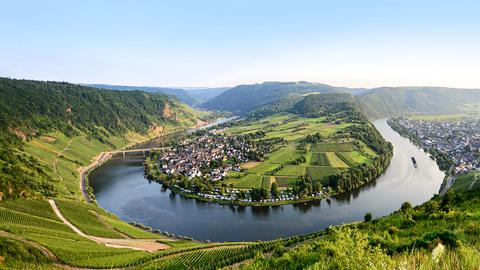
[81,117,234,203]
[386,118,455,194]
[89,119,444,242]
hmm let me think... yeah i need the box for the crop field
[325,152,349,168]
[261,176,273,188]
[225,113,352,142]
[99,214,164,239]
[314,142,354,152]
[265,145,302,164]
[55,199,123,238]
[225,114,378,189]
[247,162,281,174]
[274,176,299,188]
[306,166,340,183]
[227,174,263,189]
[336,151,370,167]
[275,165,306,176]
[310,152,330,166]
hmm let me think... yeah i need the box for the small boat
[411,157,418,168]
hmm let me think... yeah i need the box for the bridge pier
[123,151,126,158]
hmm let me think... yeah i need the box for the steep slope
[237,188,480,269]
[86,83,199,106]
[0,77,205,199]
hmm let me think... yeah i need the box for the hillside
[199,81,480,119]
[185,87,229,104]
[199,82,361,115]
[235,187,480,269]
[357,87,480,119]
[86,83,200,106]
[0,77,206,200]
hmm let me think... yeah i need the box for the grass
[275,165,306,176]
[247,162,281,174]
[274,176,299,188]
[314,142,355,152]
[261,176,273,188]
[225,174,263,189]
[98,214,163,239]
[325,152,349,168]
[225,113,351,142]
[0,199,60,221]
[55,199,123,238]
[452,172,479,192]
[310,152,330,166]
[265,145,302,164]
[336,151,371,167]
[306,166,340,183]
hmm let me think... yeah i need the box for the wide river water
[90,119,444,242]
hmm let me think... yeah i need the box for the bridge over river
[89,119,445,242]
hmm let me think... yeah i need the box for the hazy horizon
[1,0,480,88]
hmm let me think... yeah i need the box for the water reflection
[90,119,444,242]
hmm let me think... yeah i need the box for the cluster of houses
[158,131,251,181]
[396,117,480,174]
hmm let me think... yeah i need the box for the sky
[1,0,480,88]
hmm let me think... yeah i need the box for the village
[151,127,324,204]
[393,117,480,174]
[158,129,248,181]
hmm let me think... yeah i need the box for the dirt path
[53,139,73,193]
[48,199,170,252]
[468,173,479,190]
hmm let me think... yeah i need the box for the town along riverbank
[142,114,393,207]
[89,119,444,242]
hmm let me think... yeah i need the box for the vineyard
[0,198,329,269]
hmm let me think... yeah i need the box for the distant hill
[200,81,361,114]
[185,87,229,104]
[86,84,229,107]
[86,84,199,106]
[200,81,480,118]
[357,87,480,118]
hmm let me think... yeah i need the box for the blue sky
[1,0,479,88]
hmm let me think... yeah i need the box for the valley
[0,77,478,269]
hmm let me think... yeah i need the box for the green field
[325,152,349,168]
[247,162,281,174]
[310,152,330,166]
[274,176,299,187]
[314,142,354,152]
[226,174,263,189]
[306,166,340,183]
[265,145,303,164]
[336,151,370,167]
[453,172,480,192]
[225,113,352,142]
[275,165,306,176]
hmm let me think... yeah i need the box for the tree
[271,182,279,198]
[364,212,373,222]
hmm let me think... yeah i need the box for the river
[89,118,444,242]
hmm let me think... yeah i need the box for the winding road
[48,199,170,252]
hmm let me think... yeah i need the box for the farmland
[222,113,378,190]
